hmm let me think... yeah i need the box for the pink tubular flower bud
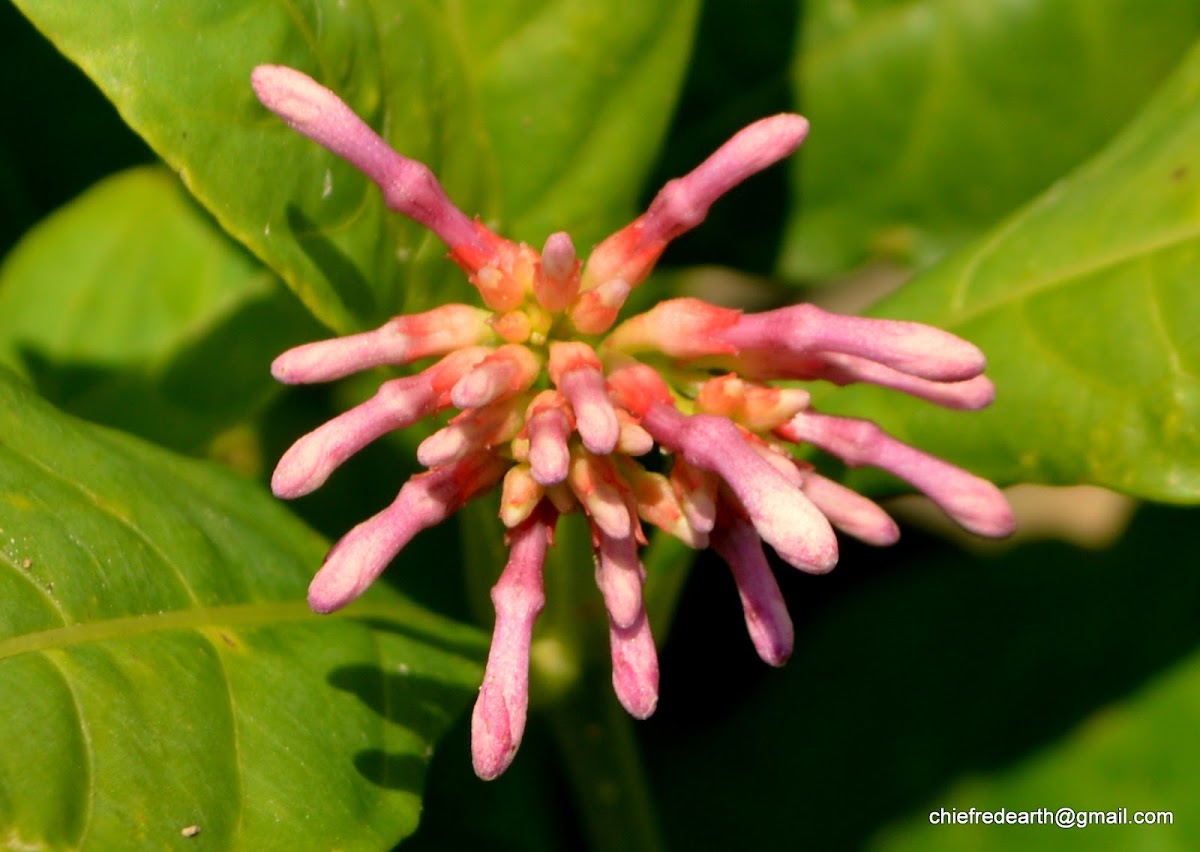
[472,509,553,780]
[796,467,900,546]
[620,460,708,548]
[811,356,996,411]
[251,65,499,263]
[567,449,635,541]
[524,391,573,486]
[550,342,619,455]
[779,412,1015,538]
[615,409,654,456]
[695,374,811,432]
[451,344,541,409]
[609,609,659,719]
[604,298,741,360]
[710,514,793,666]
[582,115,809,291]
[534,231,581,311]
[640,405,838,572]
[417,396,526,468]
[271,347,488,498]
[567,277,631,335]
[499,464,544,528]
[271,376,432,499]
[820,357,998,412]
[594,530,647,631]
[669,459,718,536]
[720,304,987,383]
[308,453,508,613]
[732,350,997,410]
[271,305,494,383]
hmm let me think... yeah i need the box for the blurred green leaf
[874,649,1199,850]
[816,39,1200,502]
[10,0,699,333]
[0,367,485,848]
[648,504,1200,851]
[0,166,320,457]
[782,0,1200,279]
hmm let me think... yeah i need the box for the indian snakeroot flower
[252,64,1015,781]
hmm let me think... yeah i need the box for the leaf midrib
[0,600,314,662]
[0,596,489,661]
[1,600,361,661]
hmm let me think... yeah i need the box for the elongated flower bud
[711,515,793,667]
[252,65,500,265]
[472,510,553,780]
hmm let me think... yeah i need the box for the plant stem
[530,516,682,852]
[548,671,664,852]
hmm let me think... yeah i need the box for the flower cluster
[252,65,1015,780]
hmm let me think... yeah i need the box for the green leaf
[0,166,322,458]
[815,39,1200,502]
[782,0,1200,279]
[0,367,485,848]
[648,504,1200,850]
[874,649,1199,850]
[11,0,699,333]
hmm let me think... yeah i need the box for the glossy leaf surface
[10,0,699,332]
[0,368,485,848]
[782,0,1200,278]
[0,166,319,456]
[816,40,1200,502]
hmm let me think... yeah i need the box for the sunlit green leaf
[0,368,485,848]
[10,0,699,333]
[782,0,1200,279]
[817,39,1200,502]
[0,166,320,458]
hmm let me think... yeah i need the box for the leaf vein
[38,650,95,848]
[0,547,70,627]
[203,632,247,840]
[1144,257,1194,381]
[949,179,1066,313]
[2,441,203,608]
[0,602,314,662]
[952,221,1200,325]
